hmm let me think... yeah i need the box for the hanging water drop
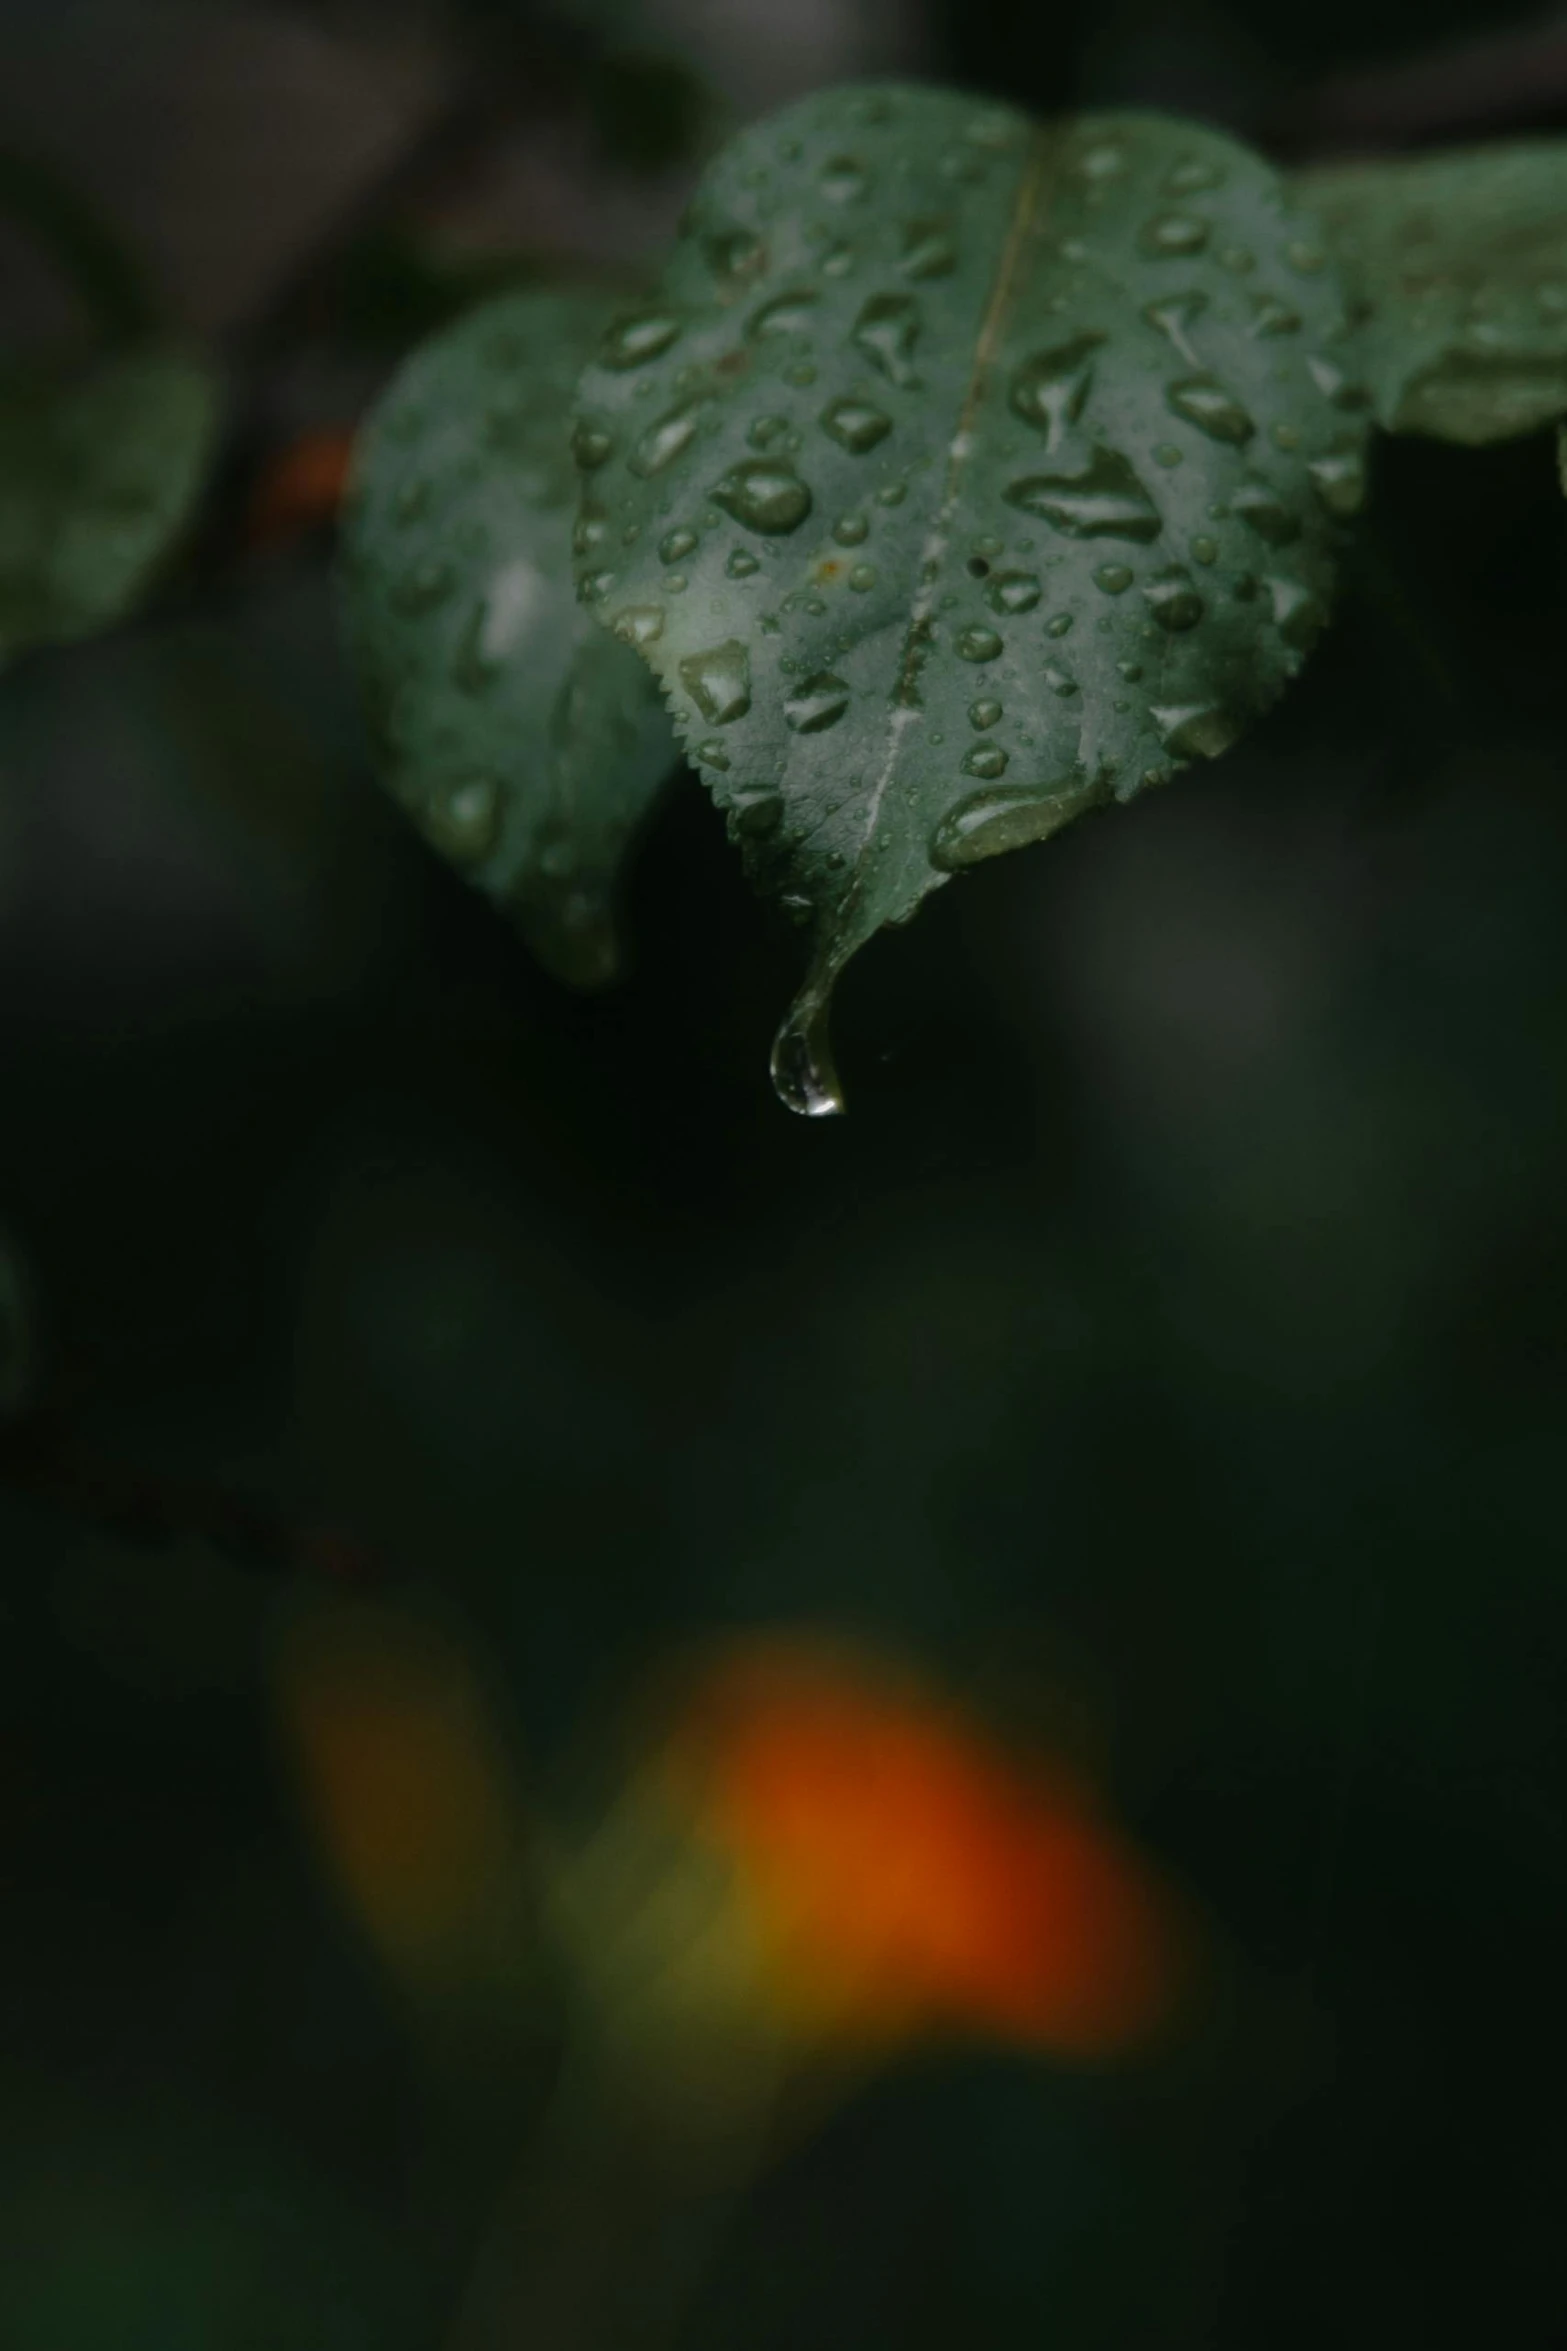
[1151,703,1241,758]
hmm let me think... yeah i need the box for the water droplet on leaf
[1009,335,1105,448]
[679,640,752,724]
[1143,566,1204,630]
[987,570,1041,613]
[713,460,812,534]
[956,625,1003,662]
[602,312,683,369]
[1140,213,1210,259]
[1007,447,1162,541]
[1166,374,1255,443]
[852,294,923,388]
[821,397,892,454]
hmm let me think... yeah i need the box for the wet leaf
[571,87,1365,1111]
[0,342,220,666]
[1303,142,1567,444]
[342,289,679,988]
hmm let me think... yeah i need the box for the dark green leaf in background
[341,289,679,990]
[0,343,220,667]
[571,86,1367,1111]
[1304,141,1567,444]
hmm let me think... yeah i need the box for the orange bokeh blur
[246,426,358,550]
[657,1639,1185,2060]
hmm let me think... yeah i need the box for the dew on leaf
[1140,212,1210,258]
[1230,480,1300,544]
[631,405,703,476]
[1166,373,1255,443]
[962,741,1008,778]
[695,738,731,768]
[423,775,501,861]
[1143,292,1209,366]
[1308,448,1367,515]
[1154,444,1184,467]
[660,526,699,562]
[732,787,783,835]
[1265,575,1323,649]
[821,242,855,277]
[750,415,791,450]
[1009,334,1105,448]
[821,397,893,453]
[1044,663,1079,695]
[833,514,869,545]
[1095,563,1134,593]
[612,605,665,646]
[956,625,1003,662]
[1046,612,1073,636]
[987,570,1041,613]
[877,481,908,506]
[713,460,813,533]
[1307,356,1371,410]
[1151,702,1241,758]
[849,563,877,590]
[1287,241,1327,275]
[602,311,683,369]
[750,288,820,337]
[1144,566,1204,630]
[1007,447,1162,540]
[969,698,1003,728]
[1248,294,1302,336]
[1165,156,1225,195]
[930,782,1082,869]
[785,673,851,732]
[853,294,923,388]
[726,547,760,576]
[679,639,752,723]
[900,217,958,279]
[1192,534,1219,563]
[820,155,868,203]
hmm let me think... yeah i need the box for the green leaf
[341,288,679,988]
[571,86,1366,1113]
[1302,142,1567,444]
[0,343,220,666]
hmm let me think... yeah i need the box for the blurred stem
[447,2042,767,2351]
[0,149,159,340]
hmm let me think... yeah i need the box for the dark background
[3,3,1567,2346]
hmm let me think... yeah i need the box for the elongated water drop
[853,294,922,388]
[1166,374,1255,443]
[784,673,850,733]
[1140,213,1210,258]
[1143,292,1209,366]
[749,289,820,337]
[602,312,682,369]
[900,217,957,278]
[930,781,1086,870]
[1151,703,1241,758]
[1009,335,1104,449]
[1007,447,1162,541]
[630,404,703,477]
